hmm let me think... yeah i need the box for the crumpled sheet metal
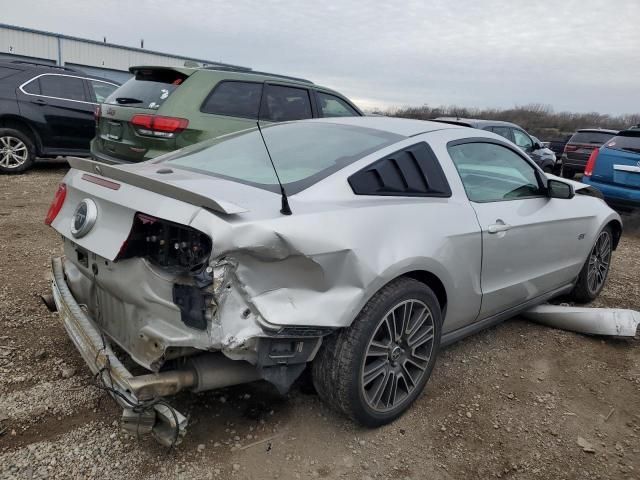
[190,202,482,335]
[523,304,640,337]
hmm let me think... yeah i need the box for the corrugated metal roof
[0,22,249,70]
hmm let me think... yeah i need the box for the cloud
[1,0,638,114]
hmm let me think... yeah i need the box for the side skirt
[441,283,574,347]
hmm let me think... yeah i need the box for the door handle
[34,98,47,105]
[487,222,512,234]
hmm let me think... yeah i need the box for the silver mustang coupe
[46,117,621,445]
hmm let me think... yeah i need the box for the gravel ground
[1,164,639,480]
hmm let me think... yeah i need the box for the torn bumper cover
[524,304,640,338]
[50,256,187,446]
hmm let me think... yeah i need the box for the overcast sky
[1,0,639,114]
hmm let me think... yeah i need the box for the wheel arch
[0,115,42,154]
[606,219,622,250]
[397,270,448,315]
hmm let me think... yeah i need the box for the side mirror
[547,179,574,199]
[533,141,542,150]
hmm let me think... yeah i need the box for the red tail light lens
[131,115,189,137]
[94,105,101,121]
[584,148,599,177]
[45,183,67,226]
[564,144,578,152]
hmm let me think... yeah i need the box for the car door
[19,73,95,151]
[447,140,590,319]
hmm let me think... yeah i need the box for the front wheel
[570,226,613,303]
[312,278,441,426]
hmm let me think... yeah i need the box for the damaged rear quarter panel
[189,192,482,336]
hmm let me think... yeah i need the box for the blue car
[582,128,640,211]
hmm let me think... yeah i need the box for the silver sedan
[46,116,621,444]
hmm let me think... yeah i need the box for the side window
[261,84,312,122]
[22,77,41,94]
[512,129,533,151]
[89,80,117,103]
[349,142,451,197]
[201,81,263,119]
[317,92,359,117]
[448,142,543,202]
[39,75,87,101]
[490,126,511,140]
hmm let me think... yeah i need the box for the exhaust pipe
[127,353,260,401]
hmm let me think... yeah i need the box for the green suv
[91,66,362,163]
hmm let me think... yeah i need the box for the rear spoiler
[67,157,248,215]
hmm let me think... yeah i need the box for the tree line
[386,104,640,141]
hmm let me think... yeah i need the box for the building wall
[0,23,246,83]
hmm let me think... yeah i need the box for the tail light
[94,105,101,121]
[564,144,578,153]
[44,183,67,226]
[131,114,189,138]
[584,148,600,176]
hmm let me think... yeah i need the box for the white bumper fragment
[523,304,640,338]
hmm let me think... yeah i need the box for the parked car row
[431,117,559,172]
[4,59,637,214]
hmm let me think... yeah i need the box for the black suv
[0,61,119,173]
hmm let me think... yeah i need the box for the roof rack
[9,60,78,72]
[203,65,313,84]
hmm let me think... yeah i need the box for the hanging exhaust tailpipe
[127,353,261,401]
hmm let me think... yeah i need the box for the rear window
[605,132,640,155]
[201,81,262,118]
[569,131,616,145]
[163,122,402,194]
[105,69,187,109]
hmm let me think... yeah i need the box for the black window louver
[348,142,451,197]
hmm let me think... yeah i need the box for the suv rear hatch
[590,130,640,189]
[93,67,193,163]
[564,130,617,169]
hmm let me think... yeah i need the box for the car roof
[432,117,521,129]
[310,116,462,137]
[0,60,119,84]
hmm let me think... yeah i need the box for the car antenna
[256,122,292,215]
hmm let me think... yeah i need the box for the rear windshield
[569,131,616,145]
[605,132,640,155]
[163,122,402,194]
[105,69,187,109]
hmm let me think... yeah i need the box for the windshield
[164,122,402,194]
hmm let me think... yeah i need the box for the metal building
[0,23,248,83]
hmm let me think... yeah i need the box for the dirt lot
[1,165,639,480]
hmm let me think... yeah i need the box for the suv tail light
[584,148,600,176]
[45,183,67,225]
[94,105,101,121]
[131,114,189,138]
[564,144,578,153]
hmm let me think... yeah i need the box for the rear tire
[570,226,613,303]
[312,278,441,427]
[0,128,36,174]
